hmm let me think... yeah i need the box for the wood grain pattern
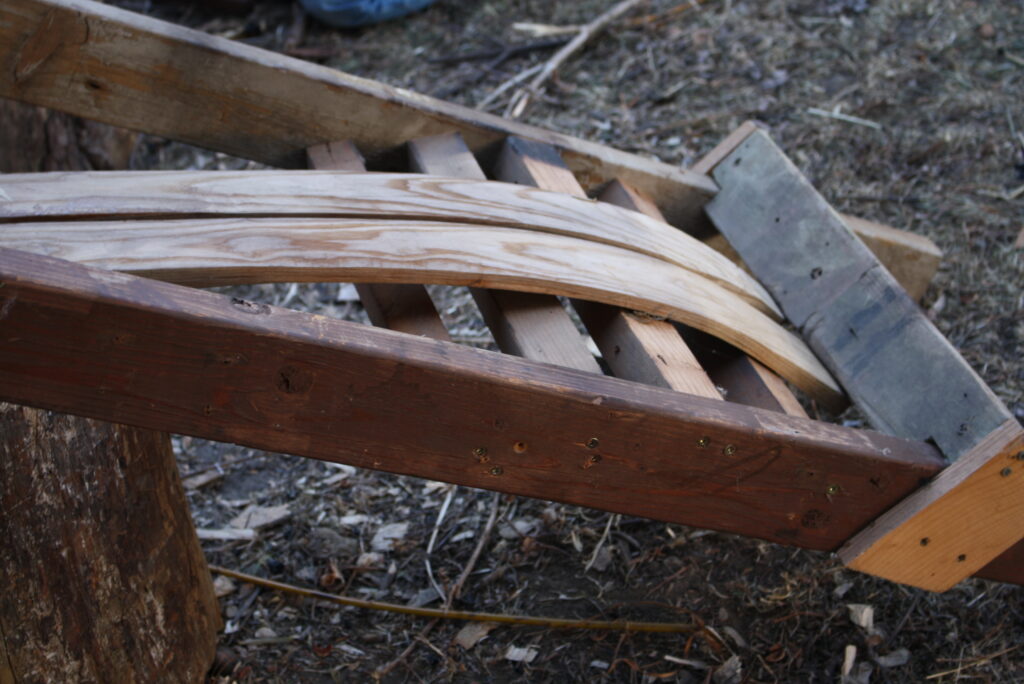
[840,421,1024,590]
[0,170,777,316]
[694,120,942,302]
[308,140,451,340]
[0,0,717,228]
[707,130,1008,458]
[0,214,842,404]
[410,133,600,372]
[0,246,946,552]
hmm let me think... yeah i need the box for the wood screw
[723,444,736,456]
[826,484,840,496]
[1015,451,1024,461]
[1000,467,1012,477]
[957,554,967,562]
[586,437,600,449]
[489,466,503,476]
[473,446,487,457]
[919,537,929,546]
[697,437,710,448]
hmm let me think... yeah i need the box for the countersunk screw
[489,466,503,476]
[826,484,840,496]
[473,446,487,457]
[1001,467,1012,477]
[586,437,600,449]
[696,437,710,449]
[723,444,736,456]
[1014,451,1024,461]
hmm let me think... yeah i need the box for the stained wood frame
[0,0,1017,590]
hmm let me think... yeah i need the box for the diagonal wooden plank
[494,137,720,399]
[0,246,947,552]
[407,133,601,373]
[307,141,449,340]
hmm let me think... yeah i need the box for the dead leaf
[371,522,409,551]
[196,527,256,541]
[230,504,291,530]
[213,575,237,598]
[454,621,498,650]
[847,604,874,631]
[183,469,223,490]
[874,648,910,668]
[504,645,538,663]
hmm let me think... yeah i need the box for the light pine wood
[840,421,1024,591]
[308,141,451,340]
[0,214,842,405]
[408,133,600,373]
[498,142,721,399]
[0,170,777,317]
[0,246,948,553]
[693,120,942,301]
[0,0,717,228]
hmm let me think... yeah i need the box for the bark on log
[0,102,219,682]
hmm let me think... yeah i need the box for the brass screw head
[723,444,737,456]
[473,446,487,457]
[490,466,504,476]
[826,484,840,496]
[696,437,710,449]
[586,437,600,449]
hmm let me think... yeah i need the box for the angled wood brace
[705,131,1024,591]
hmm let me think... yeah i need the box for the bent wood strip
[0,247,944,552]
[408,133,602,373]
[308,141,451,340]
[0,215,841,405]
[0,170,778,317]
[495,136,720,398]
[0,0,717,227]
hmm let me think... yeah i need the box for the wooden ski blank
[0,215,841,406]
[0,246,943,551]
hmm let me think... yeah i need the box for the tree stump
[0,102,221,682]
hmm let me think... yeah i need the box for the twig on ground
[807,106,883,130]
[584,513,618,572]
[445,490,502,609]
[424,485,456,605]
[504,0,647,119]
[476,63,544,111]
[429,38,569,65]
[512,22,583,37]
[374,618,439,681]
[208,565,713,633]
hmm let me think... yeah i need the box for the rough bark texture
[0,101,219,683]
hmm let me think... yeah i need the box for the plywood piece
[1,213,842,404]
[0,0,716,227]
[707,130,1009,457]
[408,133,599,372]
[0,246,946,551]
[840,421,1024,591]
[308,141,450,340]
[694,120,941,301]
[0,170,777,317]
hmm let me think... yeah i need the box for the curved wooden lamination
[0,171,780,318]
[0,216,842,407]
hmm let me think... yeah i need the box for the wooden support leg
[0,404,221,682]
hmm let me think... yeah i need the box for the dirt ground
[124,0,1024,681]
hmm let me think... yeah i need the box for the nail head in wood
[489,466,503,476]
[587,437,600,449]
[723,444,737,456]
[697,437,710,448]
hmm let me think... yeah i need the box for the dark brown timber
[0,246,946,552]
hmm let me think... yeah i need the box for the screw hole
[586,437,600,449]
[513,441,527,453]
[920,537,929,546]
[810,267,823,280]
[957,554,967,562]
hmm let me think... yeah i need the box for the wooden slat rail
[494,136,719,399]
[706,130,1023,590]
[0,170,777,317]
[307,141,450,340]
[404,133,599,373]
[0,246,947,552]
[694,121,942,302]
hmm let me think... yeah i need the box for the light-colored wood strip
[408,133,599,373]
[0,215,842,406]
[0,0,716,227]
[0,170,778,318]
[496,137,721,399]
[307,141,449,340]
[693,120,942,301]
[839,421,1024,591]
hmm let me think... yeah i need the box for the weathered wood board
[0,246,945,552]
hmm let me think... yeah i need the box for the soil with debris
[120,0,1024,681]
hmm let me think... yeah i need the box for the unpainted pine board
[0,0,716,227]
[0,214,842,405]
[839,421,1024,591]
[708,355,809,419]
[307,141,450,340]
[0,246,947,552]
[694,121,941,301]
[407,132,600,373]
[494,137,720,399]
[0,170,777,317]
[707,130,1011,458]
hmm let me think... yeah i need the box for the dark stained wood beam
[0,246,944,553]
